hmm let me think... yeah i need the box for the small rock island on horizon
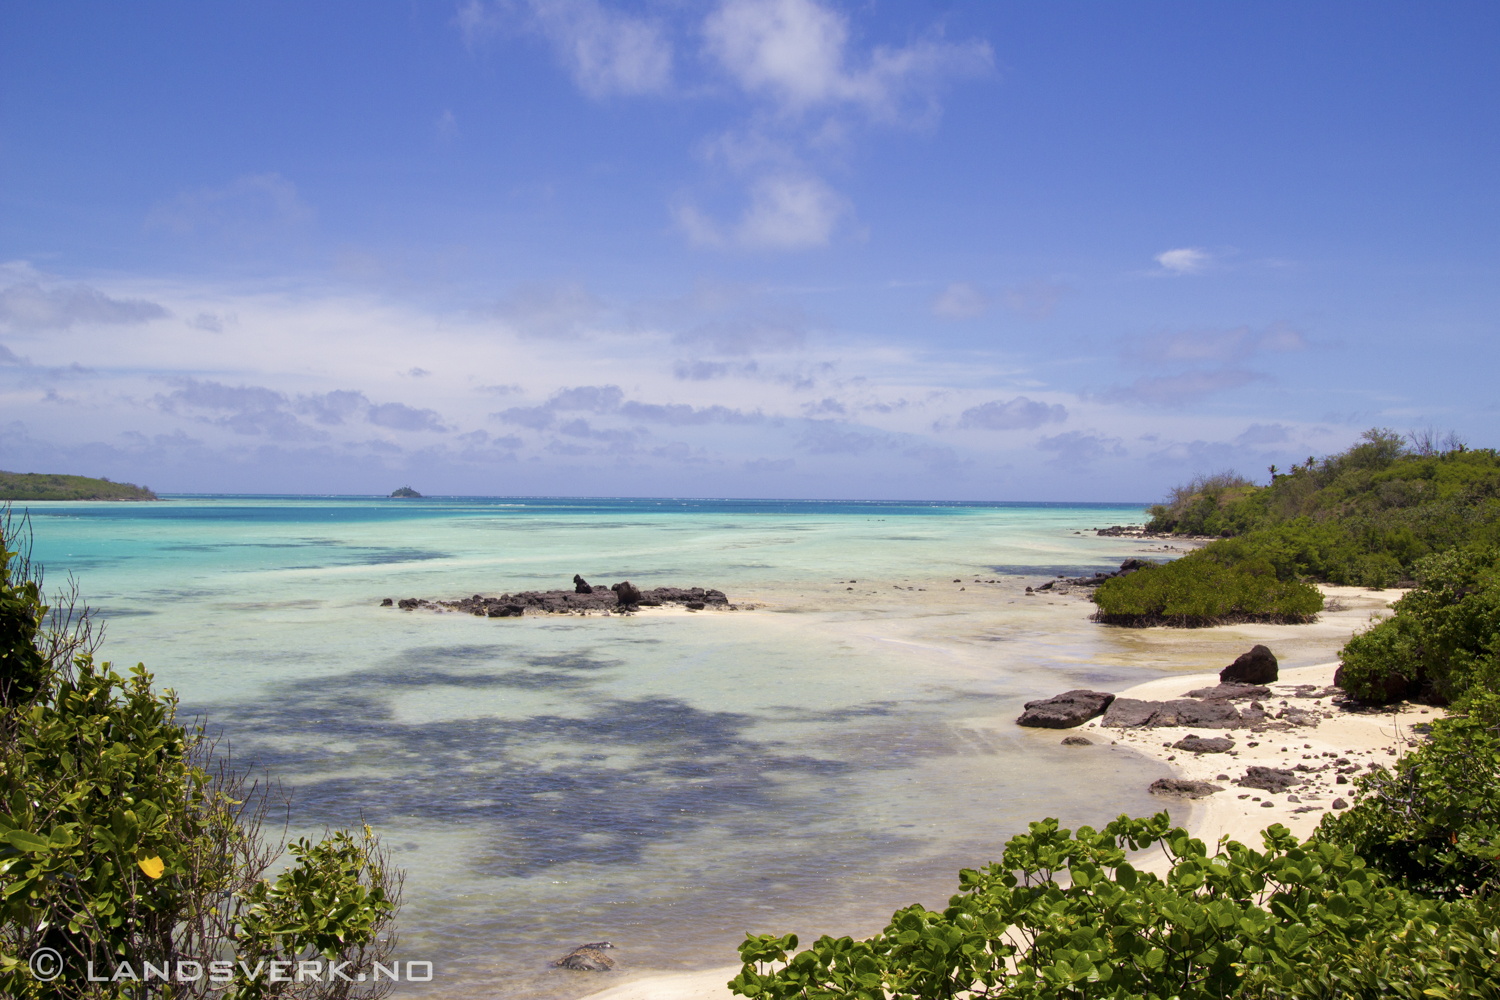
[390,486,422,498]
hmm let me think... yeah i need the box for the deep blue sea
[22,496,1175,998]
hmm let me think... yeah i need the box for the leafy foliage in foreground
[731,814,1499,999]
[729,701,1500,999]
[1336,543,1500,706]
[0,510,401,997]
[1091,554,1323,628]
[0,471,157,502]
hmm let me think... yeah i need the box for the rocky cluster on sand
[1016,645,1338,734]
[379,575,733,617]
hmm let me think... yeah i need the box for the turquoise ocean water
[23,496,1176,998]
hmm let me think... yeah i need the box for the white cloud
[736,173,847,249]
[931,282,988,320]
[1154,247,1212,275]
[534,0,673,97]
[677,173,846,250]
[460,0,672,98]
[703,0,991,120]
[435,109,459,140]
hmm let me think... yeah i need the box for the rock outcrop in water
[552,942,616,971]
[381,579,734,616]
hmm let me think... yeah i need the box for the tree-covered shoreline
[0,472,158,502]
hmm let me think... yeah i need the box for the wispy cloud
[676,173,849,250]
[1099,369,1264,407]
[1124,322,1309,365]
[146,173,313,242]
[458,0,672,97]
[931,282,988,320]
[0,281,169,331]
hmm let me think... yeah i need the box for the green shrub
[0,511,402,996]
[1143,431,1500,588]
[729,813,1500,1000]
[1092,554,1323,627]
[1336,543,1500,705]
[1316,707,1500,901]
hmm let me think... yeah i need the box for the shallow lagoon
[25,497,1177,997]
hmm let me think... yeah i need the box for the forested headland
[0,471,158,501]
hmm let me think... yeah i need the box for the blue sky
[1,1,1496,500]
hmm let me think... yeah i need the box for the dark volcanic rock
[1102,697,1159,728]
[611,581,642,606]
[380,598,393,607]
[1149,699,1243,729]
[397,598,421,610]
[407,582,732,617]
[1221,644,1278,684]
[1174,735,1235,754]
[552,943,616,971]
[1103,698,1245,729]
[1016,689,1115,729]
[1237,766,1300,793]
[1061,735,1093,746]
[1185,682,1272,700]
[1149,778,1222,799]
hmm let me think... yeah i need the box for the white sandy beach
[581,582,1424,1000]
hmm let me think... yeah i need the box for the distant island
[390,486,422,498]
[0,471,158,501]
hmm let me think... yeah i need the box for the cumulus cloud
[154,378,322,441]
[796,420,884,455]
[673,359,760,380]
[1154,247,1212,275]
[702,0,991,120]
[931,282,988,320]
[619,401,764,425]
[0,282,169,331]
[146,173,313,242]
[296,390,369,426]
[549,384,625,412]
[367,402,447,433]
[955,397,1068,431]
